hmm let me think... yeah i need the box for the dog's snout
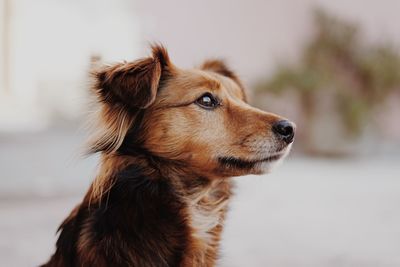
[272,120,295,144]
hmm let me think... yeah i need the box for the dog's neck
[89,152,233,265]
[91,151,232,200]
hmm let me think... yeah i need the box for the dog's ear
[87,45,173,154]
[201,59,247,102]
[93,45,172,109]
[200,59,237,80]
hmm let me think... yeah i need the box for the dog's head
[90,45,295,177]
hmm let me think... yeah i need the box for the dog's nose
[272,120,295,144]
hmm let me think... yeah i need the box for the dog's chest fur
[186,179,232,258]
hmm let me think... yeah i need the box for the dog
[42,45,295,267]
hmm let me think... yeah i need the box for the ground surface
[1,129,399,266]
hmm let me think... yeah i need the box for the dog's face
[92,45,295,178]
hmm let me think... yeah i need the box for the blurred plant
[257,8,400,141]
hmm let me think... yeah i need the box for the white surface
[1,0,141,130]
[221,157,400,267]
[1,156,399,266]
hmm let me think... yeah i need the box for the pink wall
[135,0,400,86]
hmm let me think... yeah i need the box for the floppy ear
[87,45,172,154]
[201,59,247,102]
[93,45,172,109]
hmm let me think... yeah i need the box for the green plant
[257,8,400,138]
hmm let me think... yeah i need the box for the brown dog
[42,45,295,267]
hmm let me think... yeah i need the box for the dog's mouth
[217,153,283,170]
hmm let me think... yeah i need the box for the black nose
[272,120,295,144]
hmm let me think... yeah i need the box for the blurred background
[1,0,399,266]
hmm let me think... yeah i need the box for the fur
[42,44,294,267]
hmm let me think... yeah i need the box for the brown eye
[195,93,220,109]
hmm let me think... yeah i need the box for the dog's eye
[195,93,220,109]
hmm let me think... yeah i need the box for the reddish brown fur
[42,45,294,267]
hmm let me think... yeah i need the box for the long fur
[42,44,294,267]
